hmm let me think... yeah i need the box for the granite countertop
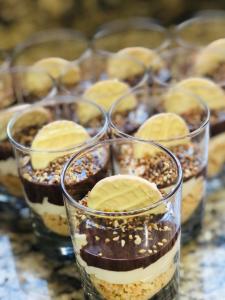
[0,188,225,300]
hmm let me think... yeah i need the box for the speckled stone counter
[0,189,225,300]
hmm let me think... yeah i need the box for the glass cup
[156,42,225,192]
[61,138,182,300]
[0,67,55,231]
[59,50,148,94]
[11,29,89,91]
[109,86,210,244]
[7,95,108,259]
[92,17,170,53]
[175,10,225,49]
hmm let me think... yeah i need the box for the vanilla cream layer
[26,196,66,217]
[74,233,180,285]
[0,157,18,176]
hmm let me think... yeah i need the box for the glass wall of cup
[109,85,210,243]
[92,17,170,54]
[10,29,89,91]
[59,50,148,94]
[7,95,108,259]
[61,138,182,300]
[175,10,225,49]
[0,67,55,231]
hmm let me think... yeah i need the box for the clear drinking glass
[59,50,148,94]
[61,138,182,300]
[175,10,225,49]
[7,95,108,259]
[11,29,89,91]
[92,17,170,53]
[109,86,210,243]
[152,47,225,191]
[0,67,55,231]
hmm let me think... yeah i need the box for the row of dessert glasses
[7,94,183,300]
[0,12,224,300]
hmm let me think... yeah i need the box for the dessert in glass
[61,138,182,300]
[11,29,89,91]
[92,18,170,86]
[7,95,108,259]
[109,86,209,243]
[0,67,55,230]
[175,10,225,48]
[59,50,148,95]
[153,41,225,184]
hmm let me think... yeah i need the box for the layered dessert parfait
[194,38,225,85]
[62,139,182,300]
[7,96,107,258]
[0,68,55,197]
[28,57,81,92]
[109,89,209,243]
[163,77,225,179]
[59,50,147,94]
[108,46,173,85]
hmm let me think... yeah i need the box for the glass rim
[92,17,171,51]
[59,49,149,89]
[61,137,183,217]
[109,86,210,142]
[0,65,56,77]
[7,95,108,154]
[175,11,225,49]
[11,28,89,63]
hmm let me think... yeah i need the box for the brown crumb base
[0,174,23,197]
[42,212,70,236]
[181,176,205,224]
[90,263,176,300]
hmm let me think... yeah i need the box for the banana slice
[33,57,80,86]
[87,174,164,213]
[208,133,225,178]
[31,120,90,169]
[77,79,137,123]
[134,113,189,158]
[164,77,225,113]
[107,53,145,80]
[0,104,28,141]
[13,107,52,133]
[195,38,225,75]
[118,47,165,70]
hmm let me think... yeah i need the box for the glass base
[181,199,204,244]
[84,271,179,300]
[0,192,31,232]
[33,214,74,261]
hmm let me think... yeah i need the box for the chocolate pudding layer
[21,149,110,205]
[78,218,179,272]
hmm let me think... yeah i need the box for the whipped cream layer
[74,233,180,285]
[0,157,18,176]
